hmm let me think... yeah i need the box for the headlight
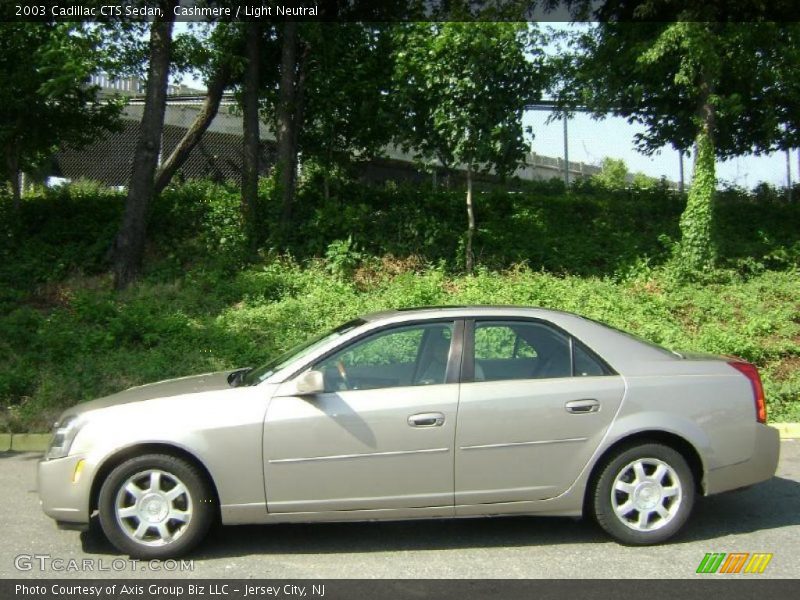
[46,415,83,460]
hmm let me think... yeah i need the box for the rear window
[583,318,679,358]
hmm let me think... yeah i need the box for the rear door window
[474,321,571,381]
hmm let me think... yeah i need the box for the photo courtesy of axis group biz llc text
[15,583,326,597]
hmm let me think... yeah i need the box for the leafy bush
[2,176,799,298]
[0,181,123,300]
[0,177,798,430]
[1,259,797,431]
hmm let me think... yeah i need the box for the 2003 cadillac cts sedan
[38,306,780,558]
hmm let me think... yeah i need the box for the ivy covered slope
[0,179,798,432]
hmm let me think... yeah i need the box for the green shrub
[1,259,797,431]
[1,177,798,431]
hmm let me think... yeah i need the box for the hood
[65,371,235,418]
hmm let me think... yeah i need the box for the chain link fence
[55,99,275,187]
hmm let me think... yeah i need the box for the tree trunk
[6,146,21,209]
[276,21,298,232]
[289,43,308,183]
[679,83,716,272]
[242,22,261,246]
[465,167,475,274]
[153,62,231,196]
[322,131,334,201]
[112,3,176,289]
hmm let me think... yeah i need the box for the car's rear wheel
[98,454,215,558]
[593,443,695,545]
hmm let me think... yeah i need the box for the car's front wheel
[592,443,695,545]
[98,454,215,558]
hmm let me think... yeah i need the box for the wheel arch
[89,443,221,517]
[582,430,705,515]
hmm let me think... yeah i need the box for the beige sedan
[38,306,780,557]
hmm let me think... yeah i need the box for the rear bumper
[705,424,780,495]
[37,454,92,525]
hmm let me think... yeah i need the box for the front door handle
[565,399,600,414]
[408,412,445,427]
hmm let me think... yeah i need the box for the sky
[176,22,796,190]
[525,110,796,189]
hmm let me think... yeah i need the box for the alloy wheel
[114,469,193,547]
[610,457,682,532]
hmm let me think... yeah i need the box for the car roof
[361,305,576,322]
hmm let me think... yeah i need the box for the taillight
[728,361,767,424]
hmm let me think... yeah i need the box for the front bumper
[705,424,780,495]
[37,454,93,525]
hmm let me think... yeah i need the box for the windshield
[241,319,366,385]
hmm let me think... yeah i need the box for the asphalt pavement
[1,441,798,579]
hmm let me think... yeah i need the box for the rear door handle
[408,412,445,427]
[565,399,600,414]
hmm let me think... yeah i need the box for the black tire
[98,454,215,558]
[592,443,695,545]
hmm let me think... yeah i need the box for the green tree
[392,22,545,272]
[592,158,629,189]
[298,24,397,201]
[631,171,661,190]
[559,18,800,271]
[256,22,401,230]
[0,23,122,207]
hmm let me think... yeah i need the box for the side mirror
[227,367,251,388]
[291,369,325,396]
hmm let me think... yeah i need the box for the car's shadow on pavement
[81,515,607,558]
[679,476,800,543]
[79,476,800,559]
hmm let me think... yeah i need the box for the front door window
[316,322,454,391]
